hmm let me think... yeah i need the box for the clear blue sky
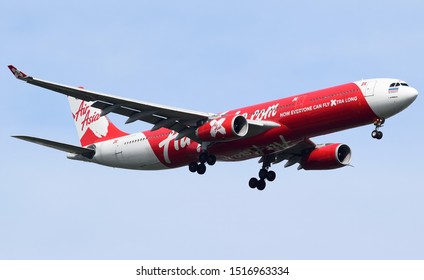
[1,0,423,259]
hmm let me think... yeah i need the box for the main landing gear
[371,118,385,140]
[248,162,276,191]
[188,151,216,175]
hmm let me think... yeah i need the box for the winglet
[8,65,28,80]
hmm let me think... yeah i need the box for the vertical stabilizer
[68,97,128,147]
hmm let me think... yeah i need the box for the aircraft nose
[406,86,418,104]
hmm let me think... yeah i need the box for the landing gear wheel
[266,170,276,182]
[189,162,198,173]
[197,163,206,175]
[249,178,258,189]
[257,179,266,191]
[199,152,209,163]
[206,154,216,166]
[249,155,278,190]
[372,118,385,140]
[371,130,383,139]
[259,168,268,180]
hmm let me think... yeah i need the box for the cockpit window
[388,82,410,94]
[390,82,409,87]
[390,83,409,87]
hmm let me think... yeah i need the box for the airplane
[8,65,418,191]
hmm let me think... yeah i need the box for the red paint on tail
[79,118,128,147]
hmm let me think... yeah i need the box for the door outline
[115,140,123,163]
[364,80,377,97]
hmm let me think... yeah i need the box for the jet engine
[301,143,352,170]
[196,115,248,142]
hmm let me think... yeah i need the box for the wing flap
[259,138,316,167]
[12,136,95,158]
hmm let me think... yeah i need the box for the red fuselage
[140,82,376,167]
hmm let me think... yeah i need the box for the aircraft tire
[249,178,258,189]
[199,152,209,163]
[259,168,268,180]
[257,179,266,191]
[207,154,216,166]
[197,163,206,175]
[267,170,276,182]
[189,162,198,173]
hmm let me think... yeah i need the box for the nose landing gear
[371,118,385,140]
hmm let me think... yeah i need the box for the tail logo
[71,100,109,138]
[73,101,101,131]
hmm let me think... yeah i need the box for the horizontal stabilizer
[12,135,95,158]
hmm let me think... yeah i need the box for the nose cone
[394,86,418,116]
[407,86,419,103]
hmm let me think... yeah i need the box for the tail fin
[68,96,128,147]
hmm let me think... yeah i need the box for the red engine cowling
[196,115,248,142]
[301,143,352,170]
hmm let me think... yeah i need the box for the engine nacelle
[196,115,248,142]
[301,143,352,170]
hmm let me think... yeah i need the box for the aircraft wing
[8,65,279,141]
[13,135,95,158]
[8,65,212,133]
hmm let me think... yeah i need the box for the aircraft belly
[211,130,298,162]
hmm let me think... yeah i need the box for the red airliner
[9,65,418,190]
